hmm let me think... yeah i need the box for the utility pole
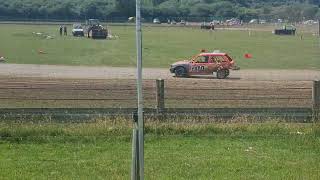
[318,19,320,37]
[318,19,320,48]
[131,0,144,179]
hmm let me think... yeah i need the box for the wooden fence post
[312,80,320,121]
[156,79,165,113]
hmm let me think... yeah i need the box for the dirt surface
[0,64,314,108]
[0,63,319,81]
[0,77,312,108]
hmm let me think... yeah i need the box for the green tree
[302,6,319,19]
[116,0,135,17]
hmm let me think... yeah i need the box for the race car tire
[175,67,187,77]
[225,69,230,77]
[216,69,227,79]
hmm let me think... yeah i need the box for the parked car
[273,25,296,35]
[128,17,146,23]
[277,19,283,23]
[211,20,221,25]
[249,19,258,24]
[153,18,161,24]
[128,17,135,23]
[72,23,84,37]
[303,20,318,25]
[179,20,186,25]
[170,51,238,79]
[201,22,214,29]
[226,18,241,26]
[260,20,267,24]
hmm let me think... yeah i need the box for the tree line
[0,0,319,22]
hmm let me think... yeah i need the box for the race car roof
[199,52,227,56]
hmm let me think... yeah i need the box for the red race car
[170,51,238,79]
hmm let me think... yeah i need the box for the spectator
[63,26,67,36]
[210,22,215,30]
[59,25,63,36]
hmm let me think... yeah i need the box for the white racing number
[191,66,205,72]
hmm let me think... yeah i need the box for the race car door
[189,55,210,75]
[206,56,219,73]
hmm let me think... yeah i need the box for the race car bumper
[170,67,175,73]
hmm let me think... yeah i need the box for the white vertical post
[318,19,320,48]
[131,0,144,179]
[318,19,320,37]
[131,129,138,180]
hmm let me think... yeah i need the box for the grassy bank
[0,24,319,69]
[0,119,320,179]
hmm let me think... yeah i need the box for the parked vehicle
[201,22,214,29]
[153,18,161,24]
[249,19,258,24]
[226,18,241,26]
[260,20,267,24]
[303,20,318,25]
[72,23,84,37]
[179,20,186,25]
[273,25,296,35]
[83,19,108,39]
[171,20,177,25]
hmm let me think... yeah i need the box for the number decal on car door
[191,66,205,72]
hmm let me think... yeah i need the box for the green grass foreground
[0,119,320,179]
[0,24,319,69]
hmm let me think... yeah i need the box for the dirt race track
[0,64,318,109]
[0,64,319,81]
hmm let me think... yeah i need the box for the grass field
[0,119,320,179]
[0,24,319,69]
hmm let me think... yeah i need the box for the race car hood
[171,60,189,66]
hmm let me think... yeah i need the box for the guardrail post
[156,79,165,113]
[312,80,320,121]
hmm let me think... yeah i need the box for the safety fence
[0,77,318,121]
[0,77,320,179]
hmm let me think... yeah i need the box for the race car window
[195,56,209,63]
[213,56,225,63]
[208,56,214,63]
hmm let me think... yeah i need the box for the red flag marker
[244,53,252,59]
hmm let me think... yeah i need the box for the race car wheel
[175,67,187,77]
[216,69,227,79]
[225,69,230,77]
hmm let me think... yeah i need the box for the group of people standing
[59,25,68,36]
